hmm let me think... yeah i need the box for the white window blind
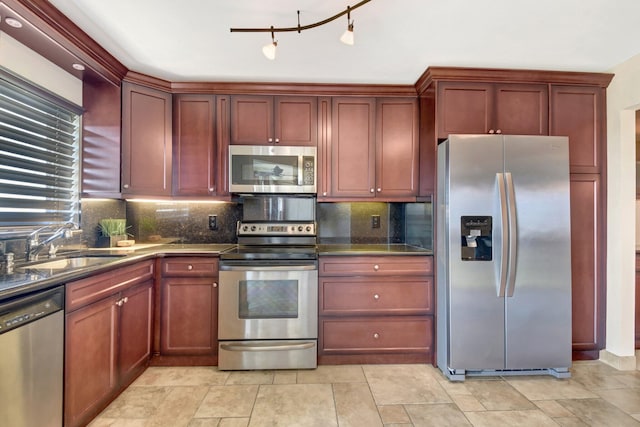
[0,68,82,228]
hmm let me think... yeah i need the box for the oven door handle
[219,264,317,271]
[220,342,315,352]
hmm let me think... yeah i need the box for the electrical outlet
[371,215,381,229]
[208,214,218,231]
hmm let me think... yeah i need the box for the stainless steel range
[218,196,318,370]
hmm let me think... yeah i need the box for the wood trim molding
[415,66,615,95]
[170,81,417,97]
[124,71,173,92]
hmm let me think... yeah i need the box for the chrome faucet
[26,222,78,261]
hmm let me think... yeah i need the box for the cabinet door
[173,94,217,196]
[570,174,605,356]
[121,82,172,196]
[65,295,119,427]
[82,79,121,198]
[161,277,218,355]
[330,97,376,197]
[274,96,317,146]
[494,83,548,135]
[550,85,605,173]
[436,81,492,138]
[230,95,273,144]
[376,98,419,197]
[118,280,153,384]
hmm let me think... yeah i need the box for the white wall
[606,53,640,365]
[0,33,82,105]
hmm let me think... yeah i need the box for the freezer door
[445,134,506,370]
[503,135,572,369]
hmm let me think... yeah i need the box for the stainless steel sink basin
[17,255,125,272]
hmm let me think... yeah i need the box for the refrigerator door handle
[505,172,518,297]
[496,173,509,297]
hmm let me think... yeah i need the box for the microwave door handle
[298,154,304,186]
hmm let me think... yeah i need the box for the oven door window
[238,279,298,319]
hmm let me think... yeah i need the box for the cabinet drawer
[321,317,432,354]
[320,277,432,315]
[162,257,219,277]
[66,260,154,312]
[319,256,432,276]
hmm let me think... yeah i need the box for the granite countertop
[0,243,237,302]
[0,242,432,302]
[317,243,432,255]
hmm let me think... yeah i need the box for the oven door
[218,261,318,340]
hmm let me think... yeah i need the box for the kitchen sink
[17,255,126,272]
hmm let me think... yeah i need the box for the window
[0,67,82,228]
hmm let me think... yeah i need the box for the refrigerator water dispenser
[461,216,492,261]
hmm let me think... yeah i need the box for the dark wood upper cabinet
[172,94,217,196]
[324,97,418,200]
[121,82,172,196]
[436,81,548,138]
[81,78,121,198]
[329,97,376,198]
[550,85,605,173]
[376,98,419,198]
[230,95,317,146]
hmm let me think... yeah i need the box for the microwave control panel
[302,156,315,185]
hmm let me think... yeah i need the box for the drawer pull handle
[373,294,379,300]
[373,264,379,271]
[373,333,380,339]
[187,265,193,270]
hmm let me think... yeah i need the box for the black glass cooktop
[220,246,317,260]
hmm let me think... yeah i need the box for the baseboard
[598,349,637,371]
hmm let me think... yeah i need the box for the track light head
[262,27,277,60]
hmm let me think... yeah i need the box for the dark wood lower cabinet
[569,174,606,359]
[155,257,219,365]
[318,255,434,365]
[64,261,154,427]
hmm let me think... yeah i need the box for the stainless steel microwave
[229,145,317,194]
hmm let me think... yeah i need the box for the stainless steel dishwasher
[0,286,64,427]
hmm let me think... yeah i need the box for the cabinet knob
[209,187,214,192]
[213,282,218,288]
[187,265,193,270]
[322,192,327,196]
[488,129,495,134]
[275,138,280,143]
[268,138,273,143]
[496,129,502,134]
[123,184,130,189]
[115,299,123,307]
[123,297,128,304]
[377,188,381,192]
[370,188,375,193]
[373,294,380,300]
[373,333,380,339]
[373,264,379,271]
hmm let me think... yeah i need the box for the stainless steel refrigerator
[436,134,572,381]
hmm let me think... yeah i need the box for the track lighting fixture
[230,0,371,59]
[340,7,355,46]
[262,27,277,60]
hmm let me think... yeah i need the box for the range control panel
[237,221,316,236]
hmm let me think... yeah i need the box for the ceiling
[47,0,640,85]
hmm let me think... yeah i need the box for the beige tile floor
[90,361,640,426]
